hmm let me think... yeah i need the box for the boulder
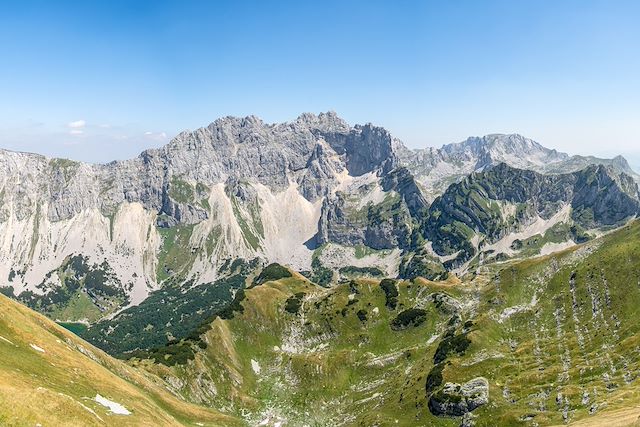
[429,377,489,417]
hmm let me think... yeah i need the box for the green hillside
[5,221,640,425]
[0,293,241,426]
[129,220,640,426]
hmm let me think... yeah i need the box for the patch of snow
[0,335,15,346]
[94,394,131,415]
[251,359,261,375]
[372,307,379,315]
[30,343,45,353]
[427,334,439,345]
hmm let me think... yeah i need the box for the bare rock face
[571,164,640,227]
[428,377,490,417]
[1,118,635,226]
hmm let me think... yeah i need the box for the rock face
[0,112,369,307]
[428,377,490,417]
[0,112,390,223]
[571,164,640,227]
[0,111,637,317]
[314,172,419,250]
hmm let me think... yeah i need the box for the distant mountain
[0,112,637,322]
[397,133,640,199]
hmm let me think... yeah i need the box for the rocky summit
[2,112,640,427]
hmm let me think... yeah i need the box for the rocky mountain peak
[452,133,568,166]
[294,111,351,133]
[610,154,636,175]
[483,133,547,149]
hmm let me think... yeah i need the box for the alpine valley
[3,112,640,426]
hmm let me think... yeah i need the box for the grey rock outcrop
[0,112,402,224]
[315,182,416,250]
[571,164,640,227]
[428,377,489,417]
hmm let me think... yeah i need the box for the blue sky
[1,1,639,168]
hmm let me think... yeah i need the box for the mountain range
[1,112,637,315]
[2,112,640,426]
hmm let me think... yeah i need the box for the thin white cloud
[68,119,86,129]
[143,131,168,142]
[69,129,84,135]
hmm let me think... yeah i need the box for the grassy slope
[465,221,640,426]
[0,293,241,427]
[6,221,640,425]
[139,272,474,426]
[140,222,640,426]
